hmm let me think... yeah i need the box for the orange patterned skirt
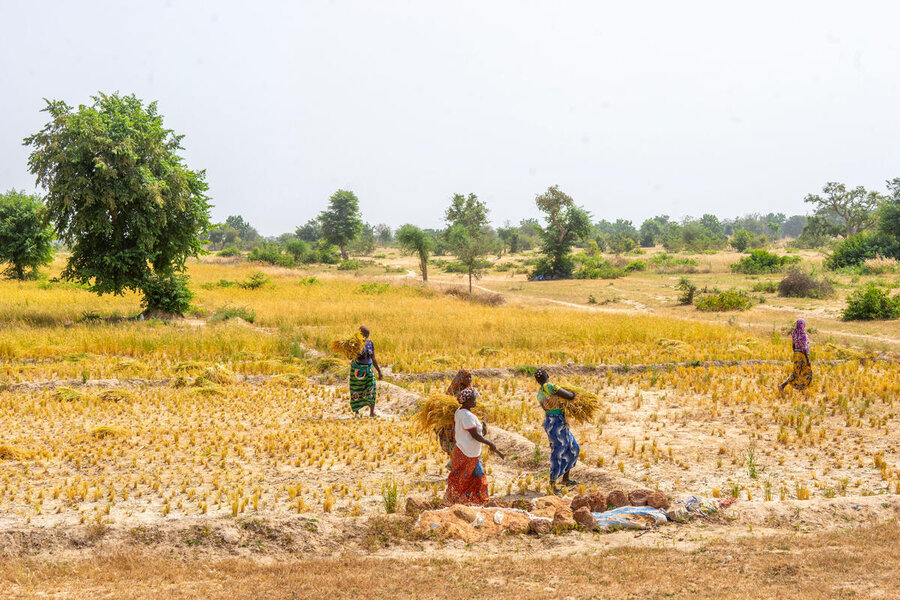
[445,446,489,505]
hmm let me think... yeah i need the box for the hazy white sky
[1,1,898,235]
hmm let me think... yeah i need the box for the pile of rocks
[410,488,670,542]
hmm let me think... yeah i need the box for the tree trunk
[339,245,348,260]
[468,269,473,293]
[420,254,428,282]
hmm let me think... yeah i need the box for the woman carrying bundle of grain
[435,369,472,459]
[779,318,812,393]
[350,326,382,417]
[534,368,580,494]
[445,388,504,505]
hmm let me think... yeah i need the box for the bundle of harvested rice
[412,393,459,434]
[330,334,364,360]
[557,383,602,424]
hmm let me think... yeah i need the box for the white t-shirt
[454,408,483,458]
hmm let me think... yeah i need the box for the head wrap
[457,387,478,405]
[792,318,809,352]
[446,369,472,397]
[534,368,548,383]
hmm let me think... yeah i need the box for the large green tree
[0,189,54,279]
[319,189,363,259]
[24,92,211,314]
[877,178,900,241]
[396,224,434,281]
[532,185,592,279]
[444,193,491,292]
[804,182,884,238]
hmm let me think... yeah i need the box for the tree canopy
[0,189,54,280]
[804,182,884,238]
[532,185,592,279]
[444,193,491,292]
[319,190,363,259]
[24,92,210,313]
[397,224,434,281]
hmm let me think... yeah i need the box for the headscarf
[446,370,472,397]
[534,368,548,383]
[457,387,478,405]
[792,318,809,353]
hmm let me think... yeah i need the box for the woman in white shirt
[444,388,504,505]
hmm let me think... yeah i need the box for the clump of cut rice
[557,384,602,424]
[330,335,364,360]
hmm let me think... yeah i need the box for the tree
[444,193,491,292]
[497,224,520,254]
[804,182,884,238]
[319,189,363,259]
[729,229,754,252]
[639,217,668,247]
[374,223,393,246]
[0,189,54,279]
[24,93,210,314]
[295,218,321,242]
[225,215,259,243]
[877,178,900,242]
[396,224,434,281]
[532,186,592,279]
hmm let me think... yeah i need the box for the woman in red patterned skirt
[445,388,504,505]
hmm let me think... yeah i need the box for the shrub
[825,232,899,270]
[209,306,256,323]
[574,256,626,279]
[750,281,778,293]
[778,270,834,299]
[860,256,900,275]
[696,289,753,312]
[248,243,294,267]
[442,287,504,306]
[217,247,241,257]
[239,272,270,290]
[141,272,194,315]
[358,282,390,294]
[842,283,900,320]
[649,253,699,274]
[676,277,697,305]
[624,259,646,272]
[730,249,800,274]
[337,259,361,271]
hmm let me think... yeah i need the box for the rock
[573,506,597,530]
[552,508,576,532]
[529,518,552,535]
[531,495,571,519]
[220,527,241,544]
[647,491,670,510]
[451,505,479,523]
[405,497,428,516]
[588,492,607,513]
[497,510,531,534]
[629,489,653,506]
[606,490,628,508]
[570,495,592,512]
[484,498,511,508]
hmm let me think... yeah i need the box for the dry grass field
[1,251,899,599]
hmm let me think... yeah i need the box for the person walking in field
[349,326,382,417]
[445,388,504,505]
[435,369,473,463]
[779,318,812,393]
[534,368,580,494]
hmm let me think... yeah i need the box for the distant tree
[397,224,434,281]
[350,222,376,255]
[730,229,754,252]
[532,185,592,279]
[444,193,491,292]
[295,218,321,242]
[206,224,226,249]
[876,178,900,236]
[24,92,210,314]
[319,189,363,260]
[374,223,393,246]
[639,217,668,247]
[497,224,520,254]
[225,215,260,243]
[0,189,54,279]
[699,214,724,238]
[805,182,884,238]
[782,215,807,238]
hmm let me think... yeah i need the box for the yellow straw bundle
[330,334,364,360]
[412,393,460,434]
[557,383,602,424]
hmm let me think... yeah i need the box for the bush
[239,272,270,290]
[337,259,362,271]
[358,282,390,294]
[248,243,294,267]
[730,249,800,274]
[649,253,699,274]
[209,306,256,323]
[141,272,194,315]
[860,256,900,275]
[696,289,753,312]
[217,247,241,257]
[778,270,834,299]
[676,277,697,305]
[574,255,625,279]
[842,283,900,320]
[825,232,899,270]
[624,259,646,272]
[750,281,778,293]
